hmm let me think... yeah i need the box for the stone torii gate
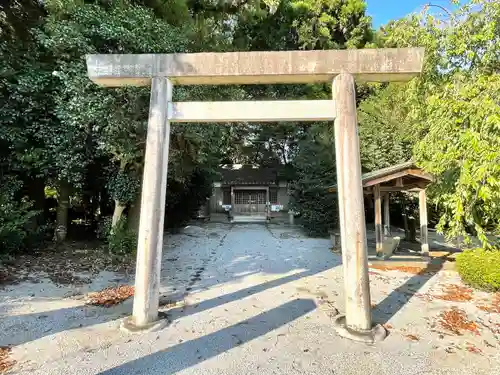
[86,48,424,342]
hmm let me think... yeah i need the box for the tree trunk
[26,177,46,229]
[127,193,142,234]
[111,200,127,229]
[99,188,112,217]
[54,181,70,242]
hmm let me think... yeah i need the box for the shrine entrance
[233,189,267,215]
[85,47,424,343]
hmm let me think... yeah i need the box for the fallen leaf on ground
[434,285,473,302]
[86,285,134,307]
[466,343,482,354]
[417,285,473,303]
[477,293,500,313]
[369,264,440,275]
[438,307,479,336]
[405,334,420,341]
[0,346,16,374]
[0,243,134,288]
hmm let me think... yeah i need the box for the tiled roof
[360,161,415,185]
[326,161,432,191]
[217,165,284,185]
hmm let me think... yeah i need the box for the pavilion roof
[327,161,433,193]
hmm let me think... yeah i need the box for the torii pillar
[85,48,424,340]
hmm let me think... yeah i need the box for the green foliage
[289,0,372,49]
[107,170,140,205]
[290,125,338,236]
[0,1,58,183]
[1,0,496,256]
[416,74,500,246]
[363,0,500,246]
[358,84,414,171]
[227,0,372,238]
[232,0,372,51]
[456,248,500,291]
[164,169,214,230]
[98,216,137,255]
[132,0,191,26]
[96,217,112,241]
[108,218,137,255]
[0,178,43,253]
[41,0,191,189]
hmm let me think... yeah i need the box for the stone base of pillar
[120,312,169,333]
[332,315,387,344]
[421,243,430,258]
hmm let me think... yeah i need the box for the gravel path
[1,223,499,375]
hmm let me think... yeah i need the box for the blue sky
[366,0,430,27]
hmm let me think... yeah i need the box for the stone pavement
[1,223,498,375]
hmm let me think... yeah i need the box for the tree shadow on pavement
[0,301,130,347]
[372,260,444,325]
[98,298,317,375]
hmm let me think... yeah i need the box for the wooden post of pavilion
[374,184,383,257]
[402,197,409,240]
[419,189,429,256]
[383,193,391,236]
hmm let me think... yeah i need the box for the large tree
[42,0,250,237]
[0,0,58,232]
[0,0,249,250]
[364,0,500,246]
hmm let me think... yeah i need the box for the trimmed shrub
[456,248,500,291]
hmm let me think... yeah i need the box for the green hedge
[456,248,500,291]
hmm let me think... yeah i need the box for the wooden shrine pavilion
[327,161,433,256]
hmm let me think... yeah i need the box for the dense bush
[291,188,337,237]
[456,248,500,291]
[108,219,137,255]
[164,169,214,230]
[290,125,338,237]
[97,217,137,255]
[0,178,43,253]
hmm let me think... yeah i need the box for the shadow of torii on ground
[98,298,317,375]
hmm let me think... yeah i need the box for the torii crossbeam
[86,48,424,342]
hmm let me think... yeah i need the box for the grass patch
[456,248,500,291]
